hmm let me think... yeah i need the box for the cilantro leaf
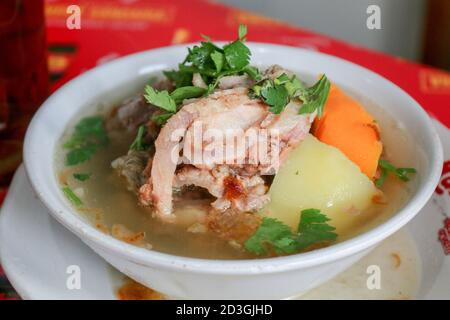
[63,116,108,149]
[375,160,417,188]
[178,63,216,77]
[129,125,150,151]
[159,25,330,121]
[144,86,176,113]
[73,173,91,182]
[62,186,83,206]
[170,86,206,104]
[261,83,289,114]
[223,40,251,70]
[238,24,247,40]
[250,73,330,116]
[152,112,173,126]
[186,43,216,71]
[162,24,253,94]
[244,209,337,256]
[274,73,290,85]
[211,50,225,73]
[250,74,330,117]
[143,86,206,125]
[243,66,262,81]
[298,75,330,118]
[65,145,97,166]
[295,209,337,251]
[244,218,296,255]
[284,76,304,97]
[163,69,193,88]
[63,116,108,166]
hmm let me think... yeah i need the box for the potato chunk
[263,134,379,235]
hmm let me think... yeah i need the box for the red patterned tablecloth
[1,0,449,300]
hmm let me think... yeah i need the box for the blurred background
[218,0,450,70]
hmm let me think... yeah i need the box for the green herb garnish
[243,65,262,81]
[223,39,251,71]
[375,160,417,188]
[73,173,91,182]
[170,86,207,104]
[245,217,297,255]
[145,25,330,123]
[144,24,255,122]
[238,24,247,41]
[211,50,224,72]
[298,75,331,118]
[152,113,173,126]
[245,209,337,255]
[64,116,108,166]
[144,86,206,123]
[129,125,148,151]
[62,186,83,206]
[295,209,338,251]
[250,74,330,116]
[163,69,192,88]
[143,86,176,113]
[261,82,289,114]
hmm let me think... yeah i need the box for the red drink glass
[0,0,48,184]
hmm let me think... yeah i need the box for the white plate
[0,165,448,300]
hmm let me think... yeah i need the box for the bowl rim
[23,42,443,275]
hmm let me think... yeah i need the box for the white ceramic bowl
[23,43,443,299]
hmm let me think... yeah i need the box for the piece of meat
[174,165,269,212]
[106,96,154,133]
[213,174,270,212]
[182,88,268,169]
[139,106,197,214]
[174,165,226,198]
[106,77,172,137]
[139,74,315,220]
[139,88,268,218]
[255,100,315,174]
[112,150,150,192]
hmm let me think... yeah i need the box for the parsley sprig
[245,209,337,255]
[250,74,331,116]
[375,159,417,188]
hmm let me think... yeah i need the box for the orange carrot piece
[312,84,382,179]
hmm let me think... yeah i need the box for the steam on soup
[55,26,417,259]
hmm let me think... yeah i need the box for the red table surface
[1,0,449,300]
